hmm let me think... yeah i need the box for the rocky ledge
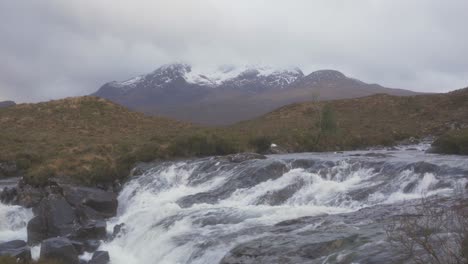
[0,179,118,264]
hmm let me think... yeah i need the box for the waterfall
[99,148,467,264]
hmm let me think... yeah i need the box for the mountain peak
[157,63,191,74]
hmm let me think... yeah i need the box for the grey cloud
[0,0,467,102]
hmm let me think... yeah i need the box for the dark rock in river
[177,160,288,208]
[27,194,78,245]
[111,223,126,240]
[89,251,110,264]
[255,180,304,206]
[16,184,44,208]
[69,240,85,255]
[225,153,267,163]
[62,185,118,217]
[0,240,31,262]
[26,216,48,245]
[84,240,101,253]
[402,161,440,174]
[70,220,107,241]
[40,237,80,264]
[220,235,360,264]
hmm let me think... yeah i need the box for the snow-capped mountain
[92,63,418,125]
[99,63,304,92]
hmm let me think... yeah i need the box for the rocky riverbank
[0,178,119,264]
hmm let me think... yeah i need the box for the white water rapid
[96,147,467,264]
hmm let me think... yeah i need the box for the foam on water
[100,149,466,264]
[0,202,33,242]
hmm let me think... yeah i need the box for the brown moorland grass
[1,88,467,185]
[229,87,468,151]
[0,97,198,185]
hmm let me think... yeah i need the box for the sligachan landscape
[1,1,468,264]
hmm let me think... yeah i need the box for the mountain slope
[93,64,419,125]
[229,87,468,151]
[0,101,15,108]
[0,96,194,184]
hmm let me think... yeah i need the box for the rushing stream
[0,145,467,263]
[98,145,467,264]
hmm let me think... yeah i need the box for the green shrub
[24,165,57,186]
[320,104,338,135]
[81,158,117,185]
[15,158,32,170]
[169,133,236,157]
[432,129,468,155]
[249,136,271,153]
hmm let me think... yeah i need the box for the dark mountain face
[92,64,419,125]
[0,101,16,108]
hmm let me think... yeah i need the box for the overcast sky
[0,0,467,102]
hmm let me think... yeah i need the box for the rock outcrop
[1,179,118,262]
[89,251,110,264]
[0,240,31,262]
[40,237,80,264]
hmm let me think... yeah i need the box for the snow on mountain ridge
[110,64,306,90]
[185,64,304,87]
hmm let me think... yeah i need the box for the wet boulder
[110,223,126,240]
[69,240,85,255]
[75,204,107,221]
[220,235,360,264]
[15,184,44,208]
[178,160,288,208]
[26,216,48,245]
[40,237,79,264]
[83,240,101,253]
[225,153,267,163]
[62,186,118,217]
[27,194,78,245]
[255,180,304,206]
[0,240,31,262]
[402,161,440,174]
[70,220,107,241]
[89,251,110,264]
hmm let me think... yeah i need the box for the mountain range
[93,64,419,125]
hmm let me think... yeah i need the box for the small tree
[320,104,338,134]
[313,104,338,146]
[385,196,468,264]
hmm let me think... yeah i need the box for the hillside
[93,64,419,125]
[1,88,466,186]
[0,101,15,108]
[229,87,468,151]
[0,97,195,185]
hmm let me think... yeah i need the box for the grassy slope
[1,88,467,185]
[0,97,195,185]
[229,88,468,151]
